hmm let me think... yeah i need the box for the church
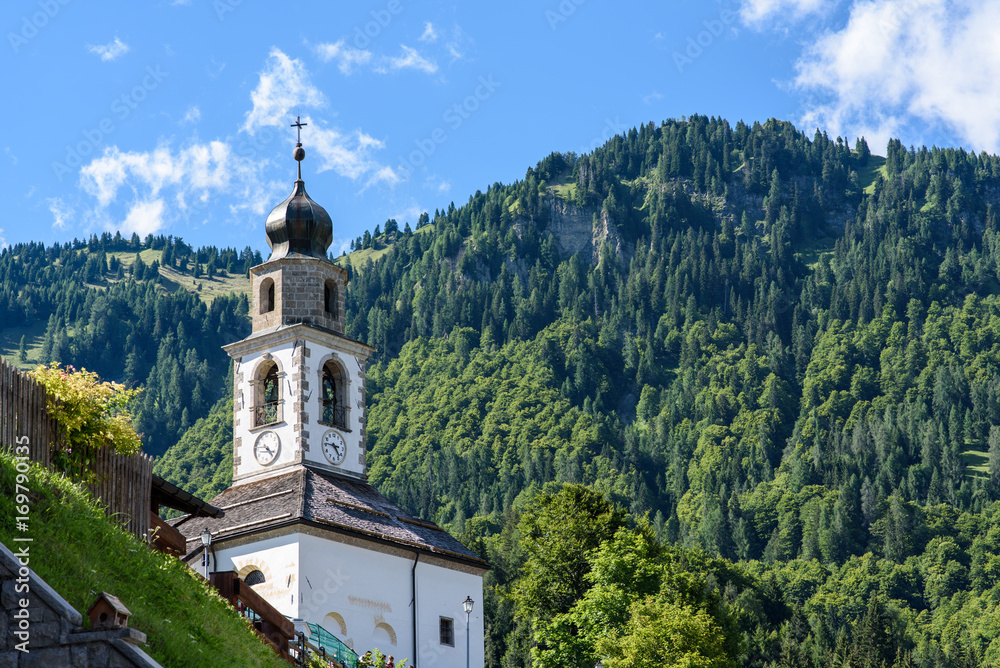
[175,126,488,667]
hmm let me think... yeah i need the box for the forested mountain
[0,233,258,455]
[9,115,1000,665]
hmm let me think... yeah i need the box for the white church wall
[295,533,484,668]
[414,559,485,668]
[211,534,300,619]
[297,532,410,657]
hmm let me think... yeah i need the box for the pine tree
[17,335,27,363]
[989,425,1000,484]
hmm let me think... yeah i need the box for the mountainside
[10,114,1000,666]
[0,236,255,455]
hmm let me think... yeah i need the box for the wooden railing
[209,571,296,661]
[148,512,187,556]
[0,356,153,541]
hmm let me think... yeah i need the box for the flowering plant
[31,362,142,479]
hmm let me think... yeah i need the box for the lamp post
[462,596,474,668]
[200,528,212,579]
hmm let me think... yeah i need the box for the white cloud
[307,120,386,179]
[81,142,248,208]
[643,91,664,105]
[182,106,201,124]
[741,0,830,26]
[420,22,438,42]
[242,50,398,186]
[243,48,325,135]
[48,198,73,230]
[315,40,373,75]
[446,25,471,63]
[87,36,130,62]
[4,147,16,165]
[793,0,1000,153]
[424,175,451,193]
[0,229,7,250]
[367,165,402,189]
[389,45,438,74]
[122,199,166,237]
[76,140,284,239]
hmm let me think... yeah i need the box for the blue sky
[3,0,998,254]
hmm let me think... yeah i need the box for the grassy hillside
[0,451,285,668]
[337,223,435,271]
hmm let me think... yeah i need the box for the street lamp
[462,596,474,668]
[200,528,212,579]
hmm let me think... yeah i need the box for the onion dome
[264,126,333,261]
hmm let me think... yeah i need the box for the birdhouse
[87,592,132,630]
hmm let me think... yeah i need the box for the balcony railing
[254,401,282,427]
[209,571,295,660]
[321,403,347,429]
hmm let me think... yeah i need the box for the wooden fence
[0,356,153,540]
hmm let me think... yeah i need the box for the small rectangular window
[439,617,454,646]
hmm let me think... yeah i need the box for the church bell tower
[224,119,374,484]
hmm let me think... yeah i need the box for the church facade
[176,134,487,667]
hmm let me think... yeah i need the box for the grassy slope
[0,451,285,668]
[336,224,435,271]
[860,156,888,195]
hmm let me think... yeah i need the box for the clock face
[254,431,280,465]
[322,429,347,465]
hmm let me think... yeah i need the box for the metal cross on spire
[291,114,308,180]
[291,115,308,145]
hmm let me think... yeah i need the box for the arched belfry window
[321,361,347,429]
[260,278,275,314]
[255,361,282,427]
[324,279,338,317]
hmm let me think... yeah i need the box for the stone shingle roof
[173,466,487,569]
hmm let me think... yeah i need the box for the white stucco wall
[211,533,301,618]
[211,531,484,668]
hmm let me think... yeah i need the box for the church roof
[173,466,487,569]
